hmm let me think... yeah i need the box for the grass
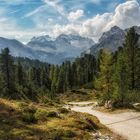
[0,98,123,140]
[59,89,97,103]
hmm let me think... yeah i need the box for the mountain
[0,34,95,64]
[83,26,140,56]
[0,37,37,59]
[1,26,139,64]
[27,34,95,58]
[83,26,126,56]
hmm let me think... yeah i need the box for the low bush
[35,109,48,120]
[63,130,76,138]
[126,91,140,102]
[50,129,76,139]
[21,105,38,123]
[46,111,59,118]
[58,108,69,114]
[83,82,94,89]
[71,90,87,95]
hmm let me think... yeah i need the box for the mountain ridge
[82,26,140,56]
[0,34,95,64]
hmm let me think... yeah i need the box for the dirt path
[67,101,140,140]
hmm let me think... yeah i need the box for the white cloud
[1,0,140,43]
[106,0,140,29]
[0,16,46,43]
[51,0,140,42]
[68,9,84,22]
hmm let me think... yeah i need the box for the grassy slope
[59,89,97,103]
[0,98,123,140]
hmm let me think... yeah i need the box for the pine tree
[112,49,129,105]
[16,62,25,86]
[95,49,113,100]
[0,48,16,98]
[124,27,139,90]
[40,67,51,90]
[56,67,65,93]
[51,66,60,93]
[135,48,140,89]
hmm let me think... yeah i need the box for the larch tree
[95,49,113,101]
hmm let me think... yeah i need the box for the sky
[0,0,140,43]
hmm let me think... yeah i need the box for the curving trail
[67,101,140,140]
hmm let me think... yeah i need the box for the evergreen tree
[41,67,51,90]
[56,67,65,93]
[0,48,16,98]
[124,27,139,90]
[95,49,113,100]
[16,62,25,86]
[112,49,129,105]
[135,48,140,89]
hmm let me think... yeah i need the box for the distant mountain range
[0,26,140,64]
[82,26,140,56]
[0,34,94,64]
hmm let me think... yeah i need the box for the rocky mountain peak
[99,26,125,43]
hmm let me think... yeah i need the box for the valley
[0,0,140,139]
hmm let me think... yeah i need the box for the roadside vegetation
[0,98,123,140]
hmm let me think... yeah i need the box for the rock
[86,118,98,130]
[92,131,102,139]
[133,103,140,107]
[104,100,112,109]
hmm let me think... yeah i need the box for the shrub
[83,82,94,89]
[46,111,59,118]
[22,112,37,123]
[35,109,48,120]
[126,91,140,102]
[51,129,76,139]
[58,108,69,114]
[47,129,63,140]
[71,90,87,95]
[63,130,76,138]
[21,105,38,123]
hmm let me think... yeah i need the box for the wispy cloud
[43,0,66,16]
[24,5,46,18]
[0,0,140,43]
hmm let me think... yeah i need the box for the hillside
[0,98,122,140]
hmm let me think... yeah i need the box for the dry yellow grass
[0,98,123,140]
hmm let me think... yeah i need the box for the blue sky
[0,0,140,43]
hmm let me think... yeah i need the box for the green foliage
[46,111,59,118]
[0,47,97,100]
[0,48,16,98]
[34,109,48,120]
[111,27,140,107]
[123,27,140,90]
[51,129,76,139]
[112,49,129,104]
[58,108,69,114]
[94,27,140,107]
[21,105,38,124]
[0,27,140,108]
[95,49,113,101]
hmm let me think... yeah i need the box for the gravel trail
[68,101,140,140]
